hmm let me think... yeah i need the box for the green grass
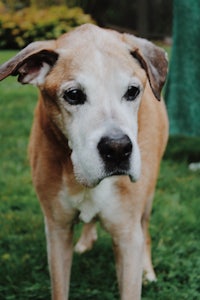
[0,50,200,300]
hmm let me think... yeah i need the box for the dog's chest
[59,177,121,223]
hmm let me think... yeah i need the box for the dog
[0,24,168,300]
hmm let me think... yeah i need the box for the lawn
[0,50,200,300]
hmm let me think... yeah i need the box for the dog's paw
[74,223,98,254]
[74,242,91,254]
[143,270,157,285]
[74,234,97,254]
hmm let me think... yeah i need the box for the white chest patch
[78,194,100,223]
[59,177,121,224]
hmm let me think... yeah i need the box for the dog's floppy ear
[0,40,58,85]
[123,34,168,100]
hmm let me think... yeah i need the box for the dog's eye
[63,89,86,105]
[124,86,140,101]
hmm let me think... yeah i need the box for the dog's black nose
[97,132,132,168]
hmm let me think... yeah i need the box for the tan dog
[0,24,168,300]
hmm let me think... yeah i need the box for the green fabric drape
[165,0,200,136]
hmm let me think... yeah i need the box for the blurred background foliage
[0,0,172,49]
[0,1,95,48]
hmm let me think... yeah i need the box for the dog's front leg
[111,223,144,300]
[45,218,74,300]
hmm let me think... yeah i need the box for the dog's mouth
[105,168,131,178]
[102,168,138,182]
[91,169,137,188]
[99,153,137,181]
[73,162,139,188]
[71,147,141,188]
[70,132,141,188]
[74,168,132,188]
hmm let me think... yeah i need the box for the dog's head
[0,24,168,187]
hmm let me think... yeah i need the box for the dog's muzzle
[97,130,133,176]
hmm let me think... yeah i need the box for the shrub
[0,5,95,49]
